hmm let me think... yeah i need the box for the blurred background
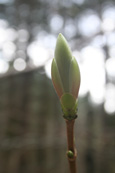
[0,0,115,173]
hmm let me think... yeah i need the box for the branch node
[67,149,77,162]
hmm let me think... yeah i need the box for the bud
[51,33,80,120]
[67,150,74,158]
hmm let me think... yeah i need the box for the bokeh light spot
[102,18,115,32]
[0,59,9,73]
[13,58,26,71]
[78,13,101,37]
[80,46,105,103]
[106,57,115,79]
[18,29,29,42]
[44,59,52,79]
[27,41,49,67]
[2,41,16,61]
[50,14,64,32]
[64,20,77,38]
[104,83,115,114]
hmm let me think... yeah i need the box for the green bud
[67,150,74,158]
[51,33,80,119]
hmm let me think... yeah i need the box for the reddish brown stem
[66,120,77,173]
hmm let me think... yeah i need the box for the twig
[66,119,77,173]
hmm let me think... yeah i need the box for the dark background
[0,0,115,173]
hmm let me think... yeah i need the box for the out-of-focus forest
[0,0,115,173]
